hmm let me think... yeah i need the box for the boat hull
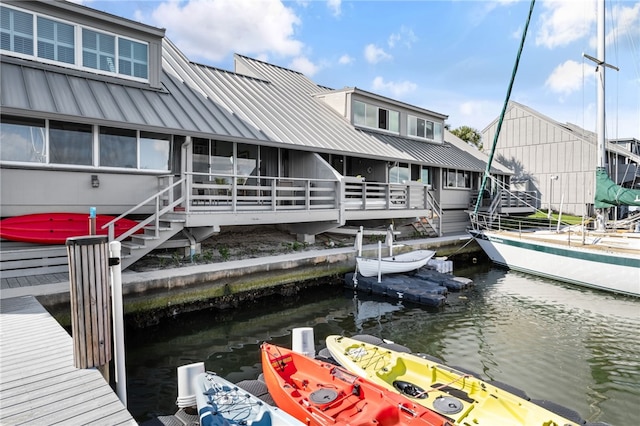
[0,212,141,244]
[325,335,585,426]
[194,371,302,426]
[356,250,436,277]
[260,343,448,426]
[469,229,640,297]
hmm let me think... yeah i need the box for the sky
[76,0,639,140]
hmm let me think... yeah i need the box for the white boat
[355,249,436,277]
[194,371,303,426]
[353,224,436,277]
[469,0,640,297]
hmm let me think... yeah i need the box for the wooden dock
[0,295,137,425]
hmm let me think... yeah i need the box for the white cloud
[605,2,640,49]
[338,54,353,65]
[327,0,341,17]
[545,60,593,97]
[457,100,500,131]
[364,44,392,64]
[535,0,594,49]
[288,56,320,76]
[148,0,303,63]
[371,76,416,98]
[388,26,417,49]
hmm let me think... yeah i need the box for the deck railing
[186,174,339,212]
[182,173,435,214]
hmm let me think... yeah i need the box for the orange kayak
[261,343,452,426]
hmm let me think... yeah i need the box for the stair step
[121,241,144,250]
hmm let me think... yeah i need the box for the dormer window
[37,16,74,64]
[408,115,443,143]
[353,100,399,133]
[1,4,149,82]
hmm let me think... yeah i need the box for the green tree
[451,125,482,150]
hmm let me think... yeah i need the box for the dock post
[109,241,127,406]
[66,235,112,381]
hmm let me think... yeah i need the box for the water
[125,264,640,425]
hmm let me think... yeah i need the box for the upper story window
[1,5,148,82]
[37,16,74,64]
[353,100,399,133]
[1,6,34,55]
[408,115,443,143]
[82,28,115,72]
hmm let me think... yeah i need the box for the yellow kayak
[325,335,588,426]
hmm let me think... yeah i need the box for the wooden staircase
[103,177,188,270]
[411,215,439,237]
[119,217,186,270]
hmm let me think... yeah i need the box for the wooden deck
[0,295,137,425]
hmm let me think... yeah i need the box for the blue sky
[78,0,639,140]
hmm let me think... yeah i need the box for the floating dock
[0,296,136,425]
[344,266,474,307]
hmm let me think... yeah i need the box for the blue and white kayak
[194,371,303,426]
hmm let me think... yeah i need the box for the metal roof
[1,35,495,172]
[0,56,270,142]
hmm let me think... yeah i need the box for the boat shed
[0,0,511,272]
[483,101,640,217]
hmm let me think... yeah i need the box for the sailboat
[469,0,640,297]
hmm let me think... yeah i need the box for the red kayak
[261,343,451,426]
[0,212,141,244]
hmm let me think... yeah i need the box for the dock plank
[0,296,136,425]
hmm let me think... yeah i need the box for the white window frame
[1,4,149,83]
[408,115,444,143]
[353,100,400,134]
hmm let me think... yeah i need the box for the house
[0,0,508,272]
[482,101,640,218]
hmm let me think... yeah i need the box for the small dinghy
[356,249,436,277]
[194,371,303,426]
[260,343,450,426]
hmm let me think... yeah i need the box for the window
[420,167,430,186]
[1,115,171,171]
[118,37,148,79]
[140,132,170,170]
[236,143,258,177]
[49,121,92,165]
[408,116,444,142]
[82,28,115,72]
[353,100,399,133]
[389,162,409,183]
[444,169,471,189]
[1,6,34,55]
[0,116,45,163]
[99,127,136,168]
[1,4,149,81]
[37,16,74,64]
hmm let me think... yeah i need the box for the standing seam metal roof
[2,37,496,172]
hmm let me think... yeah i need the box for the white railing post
[109,241,127,407]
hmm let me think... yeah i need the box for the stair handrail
[424,187,443,236]
[101,177,186,241]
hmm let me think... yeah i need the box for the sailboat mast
[596,0,606,170]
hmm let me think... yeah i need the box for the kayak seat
[376,357,407,382]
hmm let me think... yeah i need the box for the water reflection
[126,266,640,425]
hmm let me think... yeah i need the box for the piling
[66,235,112,379]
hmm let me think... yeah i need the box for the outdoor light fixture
[91,175,100,188]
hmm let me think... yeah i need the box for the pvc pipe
[292,327,315,358]
[176,362,204,408]
[377,240,382,283]
[109,241,127,406]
